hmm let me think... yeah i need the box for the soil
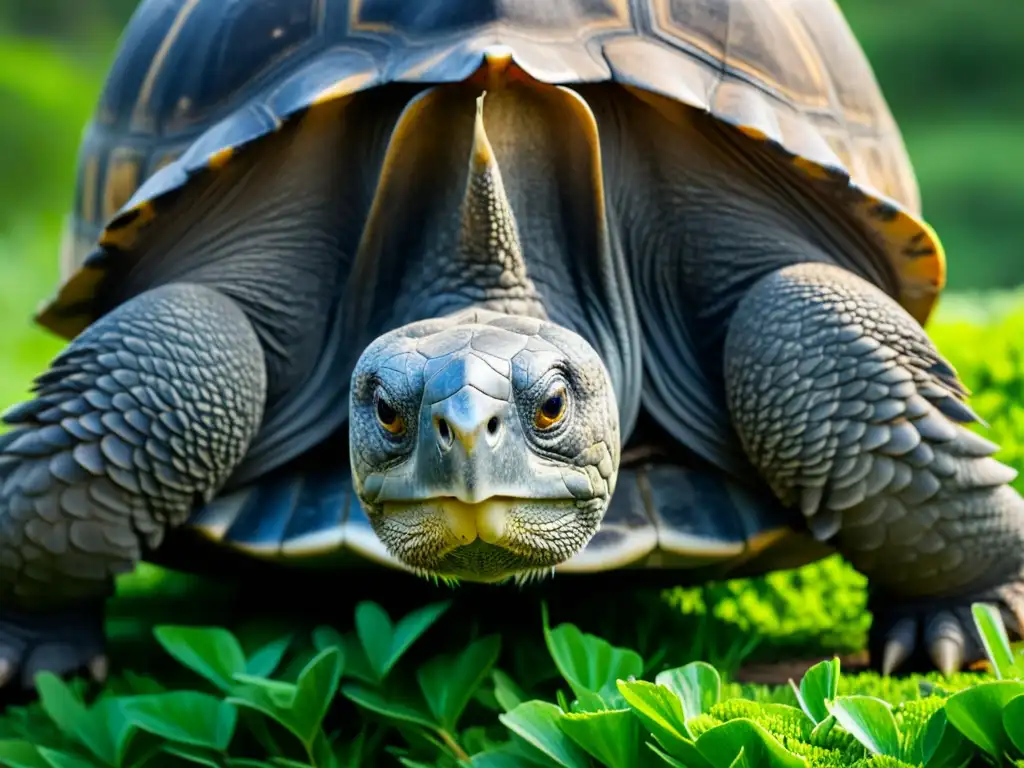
[734,650,870,685]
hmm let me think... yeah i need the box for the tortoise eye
[375,393,405,435]
[535,385,568,430]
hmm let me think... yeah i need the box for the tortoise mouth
[367,497,604,582]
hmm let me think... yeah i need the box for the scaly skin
[349,308,620,582]
[0,282,266,691]
[724,261,1024,674]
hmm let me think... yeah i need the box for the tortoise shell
[40,0,943,343]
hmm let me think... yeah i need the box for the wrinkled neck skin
[352,87,638,431]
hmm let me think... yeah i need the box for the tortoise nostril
[487,416,500,435]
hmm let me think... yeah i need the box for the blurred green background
[1,0,1023,413]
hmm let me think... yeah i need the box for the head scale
[349,92,620,583]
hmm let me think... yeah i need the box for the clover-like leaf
[616,680,709,766]
[245,634,293,678]
[559,708,639,768]
[656,662,721,722]
[121,691,237,751]
[695,719,807,768]
[355,601,450,682]
[791,658,839,725]
[417,635,501,731]
[35,674,134,766]
[313,626,376,685]
[153,626,246,692]
[499,701,590,768]
[291,647,345,746]
[972,603,1017,679]
[945,680,1024,759]
[541,604,642,710]
[829,696,901,757]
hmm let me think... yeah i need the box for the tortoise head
[348,311,619,583]
[348,94,620,583]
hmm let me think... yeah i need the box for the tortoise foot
[868,580,1024,676]
[0,602,107,703]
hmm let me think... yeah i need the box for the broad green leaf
[972,603,1016,679]
[246,634,293,678]
[921,707,977,768]
[93,699,140,768]
[695,719,807,768]
[728,747,749,768]
[945,680,1024,758]
[492,670,528,713]
[228,679,301,746]
[312,627,376,685]
[341,683,437,731]
[34,674,99,757]
[271,758,317,768]
[389,601,452,672]
[291,648,345,746]
[36,749,99,768]
[121,692,236,751]
[153,626,246,692]
[1003,694,1024,756]
[829,696,901,757]
[228,760,277,768]
[311,625,344,653]
[541,604,642,709]
[499,701,590,768]
[354,600,450,682]
[655,662,721,722]
[354,602,393,682]
[35,673,89,742]
[559,708,638,768]
[791,658,839,725]
[161,743,222,768]
[230,648,342,750]
[0,742,52,768]
[616,680,708,766]
[35,674,131,766]
[417,635,501,730]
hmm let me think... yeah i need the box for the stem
[438,728,470,763]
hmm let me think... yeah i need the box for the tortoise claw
[0,603,106,704]
[0,658,13,689]
[88,654,109,684]
[869,579,1024,675]
[928,636,963,677]
[925,611,965,677]
[881,617,915,676]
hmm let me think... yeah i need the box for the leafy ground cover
[1,600,1022,767]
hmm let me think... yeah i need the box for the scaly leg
[0,283,265,692]
[724,261,1024,674]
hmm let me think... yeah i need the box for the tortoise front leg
[723,261,1024,675]
[0,282,265,694]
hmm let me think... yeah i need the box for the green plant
[3,600,1024,768]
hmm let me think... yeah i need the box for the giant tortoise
[2,0,1023,691]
